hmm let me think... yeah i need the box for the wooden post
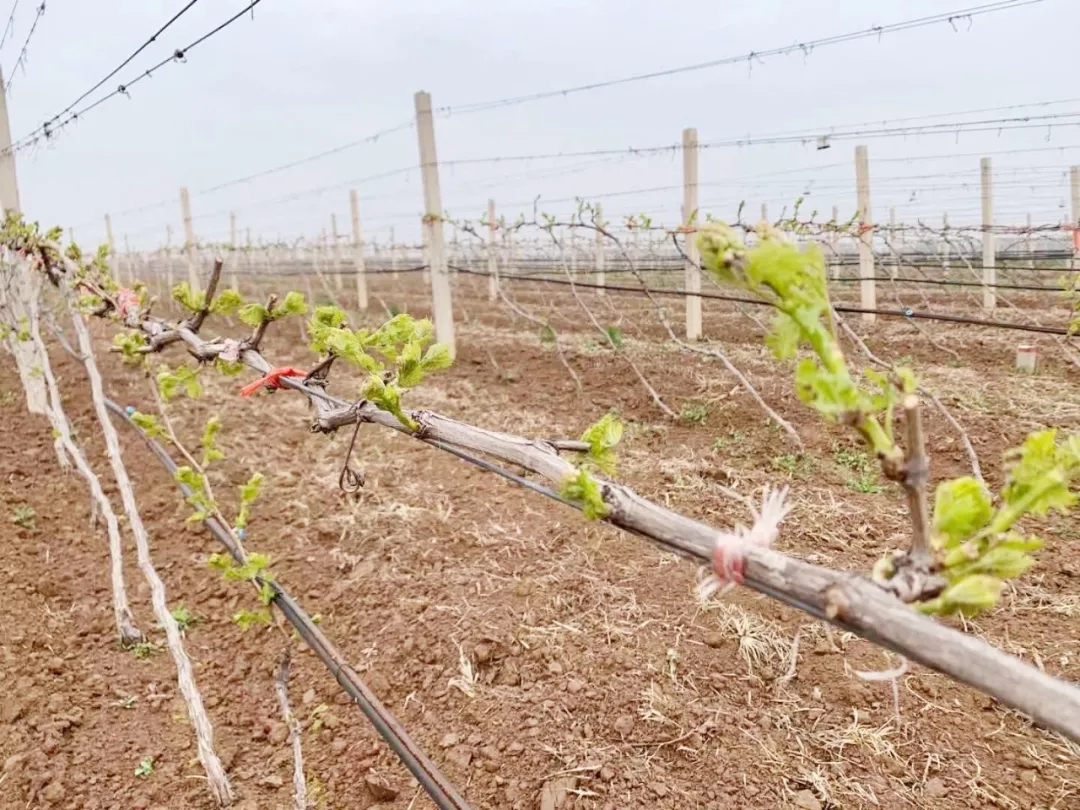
[569,228,577,276]
[760,203,768,224]
[854,146,875,321]
[1070,165,1080,269]
[0,67,20,214]
[595,203,605,296]
[350,189,368,311]
[980,157,995,310]
[414,91,455,357]
[486,199,498,302]
[683,127,701,341]
[103,215,117,283]
[180,186,198,292]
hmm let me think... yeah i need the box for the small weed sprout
[11,505,36,530]
[134,756,154,778]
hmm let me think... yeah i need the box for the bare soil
[2,272,1080,810]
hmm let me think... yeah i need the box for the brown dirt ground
[3,271,1080,810]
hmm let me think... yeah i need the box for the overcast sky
[3,0,1079,250]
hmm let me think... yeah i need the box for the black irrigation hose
[248,264,430,279]
[478,264,1072,292]
[451,266,1074,337]
[829,276,1068,292]
[99,397,473,810]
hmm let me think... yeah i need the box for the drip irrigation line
[98,395,474,810]
[246,264,429,279]
[41,318,471,810]
[830,275,1069,291]
[489,264,1077,290]
[450,265,1073,336]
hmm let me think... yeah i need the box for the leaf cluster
[207,550,275,629]
[307,308,452,428]
[559,412,625,520]
[912,430,1080,616]
[156,363,202,401]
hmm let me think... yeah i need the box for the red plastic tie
[240,367,308,397]
[115,288,140,319]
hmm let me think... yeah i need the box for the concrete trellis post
[228,212,239,292]
[1070,165,1080,269]
[683,127,701,341]
[942,213,950,273]
[165,225,175,295]
[487,199,498,302]
[331,215,344,293]
[390,226,399,280]
[350,189,368,311]
[888,207,897,281]
[104,215,118,284]
[1025,213,1034,271]
[595,204,605,296]
[854,145,875,322]
[124,235,133,287]
[180,186,199,292]
[829,204,840,281]
[0,67,20,215]
[980,157,995,310]
[414,91,455,357]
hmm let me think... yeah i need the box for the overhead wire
[3,0,44,92]
[39,0,205,131]
[0,0,20,53]
[436,0,1048,116]
[63,0,1058,227]
[4,0,267,155]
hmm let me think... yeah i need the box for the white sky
[4,0,1079,249]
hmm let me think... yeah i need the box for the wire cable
[4,0,266,155]
[4,0,44,92]
[0,0,21,53]
[40,0,205,131]
[450,265,1073,336]
[437,0,1047,116]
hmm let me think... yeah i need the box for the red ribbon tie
[240,367,308,397]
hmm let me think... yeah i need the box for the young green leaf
[560,469,608,520]
[932,476,993,548]
[209,289,242,316]
[238,302,269,328]
[171,282,205,313]
[130,410,165,438]
[200,416,225,466]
